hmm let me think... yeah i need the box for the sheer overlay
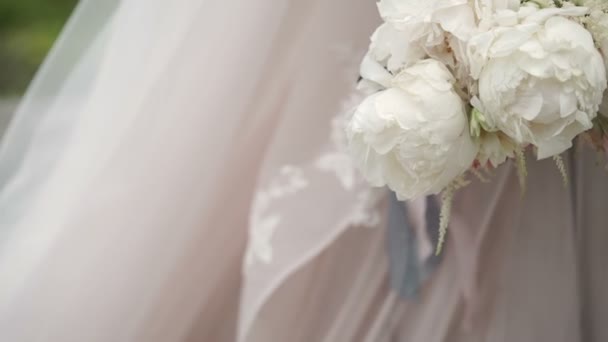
[0,1,607,342]
[0,0,383,341]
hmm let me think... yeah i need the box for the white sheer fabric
[0,0,383,341]
[246,147,608,342]
[1,1,608,341]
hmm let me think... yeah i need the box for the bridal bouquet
[346,0,608,253]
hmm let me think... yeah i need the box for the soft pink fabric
[0,1,607,341]
[255,148,607,342]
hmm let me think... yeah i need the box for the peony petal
[509,88,543,121]
[433,4,476,39]
[522,6,588,25]
[359,54,392,88]
[559,92,577,118]
[370,23,426,73]
[369,124,403,155]
[494,9,518,27]
[536,137,572,159]
[518,40,546,59]
[489,25,536,57]
[543,16,595,50]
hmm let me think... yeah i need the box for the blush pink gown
[0,1,605,341]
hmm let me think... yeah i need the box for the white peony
[477,132,517,168]
[366,23,427,74]
[468,6,607,159]
[578,0,608,117]
[378,0,476,40]
[578,0,608,61]
[360,0,477,89]
[347,59,477,200]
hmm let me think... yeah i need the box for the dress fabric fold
[0,1,606,341]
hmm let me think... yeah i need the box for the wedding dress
[0,1,606,342]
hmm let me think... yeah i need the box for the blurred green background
[0,0,77,96]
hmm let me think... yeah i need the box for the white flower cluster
[347,0,608,202]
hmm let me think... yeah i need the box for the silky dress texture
[0,1,606,342]
[0,0,382,341]
[248,148,608,342]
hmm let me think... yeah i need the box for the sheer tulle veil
[4,1,608,342]
[0,0,384,340]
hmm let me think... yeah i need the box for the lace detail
[314,93,363,190]
[315,91,384,227]
[349,189,384,227]
[246,88,384,267]
[245,166,309,266]
[245,44,381,268]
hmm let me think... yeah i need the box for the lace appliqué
[245,166,309,266]
[315,92,384,227]
[245,44,383,267]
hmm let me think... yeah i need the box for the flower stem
[514,148,528,195]
[436,188,453,256]
[553,154,569,187]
